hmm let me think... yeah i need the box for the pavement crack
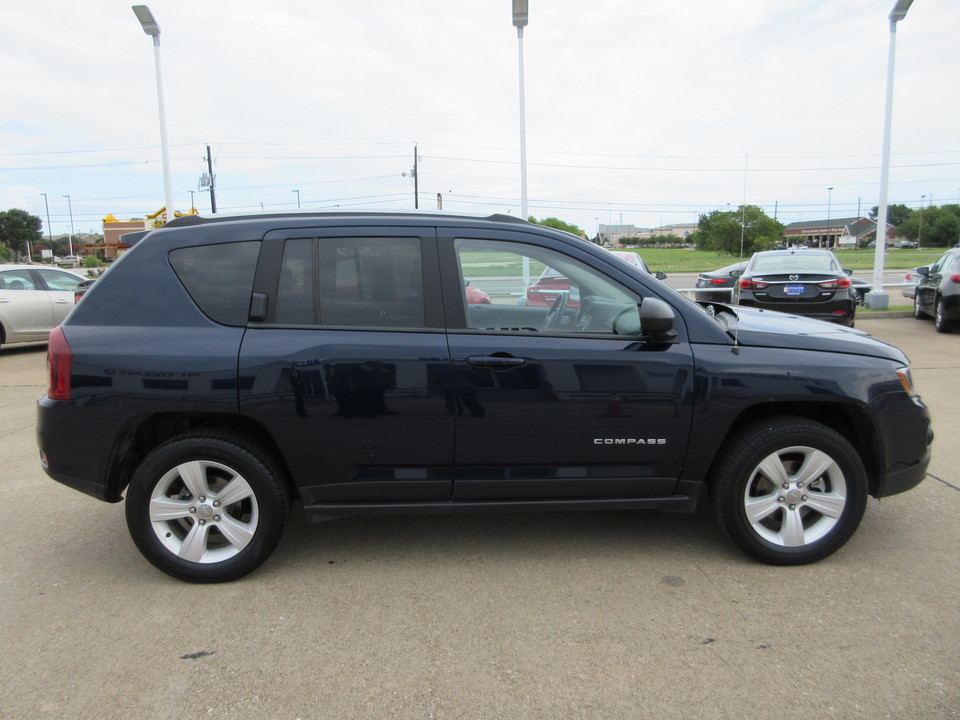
[929,472,960,493]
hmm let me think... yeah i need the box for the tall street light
[826,187,834,248]
[41,193,53,259]
[513,0,528,222]
[917,194,925,247]
[133,5,175,224]
[62,195,76,257]
[512,1,530,288]
[869,0,914,309]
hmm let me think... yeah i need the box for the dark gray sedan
[734,249,857,326]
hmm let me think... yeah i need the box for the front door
[441,232,693,502]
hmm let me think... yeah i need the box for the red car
[525,251,664,306]
[464,281,491,304]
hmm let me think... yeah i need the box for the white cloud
[2,0,958,235]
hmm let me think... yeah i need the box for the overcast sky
[2,0,958,237]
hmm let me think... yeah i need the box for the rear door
[238,226,455,508]
[439,228,694,502]
[34,268,85,324]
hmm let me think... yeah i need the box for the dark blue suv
[37,213,933,582]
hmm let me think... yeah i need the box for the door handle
[466,355,527,370]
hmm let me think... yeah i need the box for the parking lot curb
[859,311,914,319]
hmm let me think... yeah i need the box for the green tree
[896,204,960,247]
[528,216,585,237]
[0,209,43,262]
[869,203,913,226]
[692,205,784,256]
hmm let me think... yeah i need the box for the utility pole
[413,145,419,210]
[202,144,217,214]
[856,197,862,249]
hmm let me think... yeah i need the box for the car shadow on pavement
[273,498,739,573]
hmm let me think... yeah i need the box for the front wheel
[125,432,291,582]
[711,417,867,565]
[934,297,955,333]
[914,292,927,320]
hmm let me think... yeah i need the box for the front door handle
[466,354,527,370]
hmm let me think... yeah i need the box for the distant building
[783,217,895,248]
[598,222,697,246]
[598,224,648,244]
[89,207,199,260]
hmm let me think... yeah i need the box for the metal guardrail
[675,281,914,295]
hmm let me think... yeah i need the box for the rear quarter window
[169,241,261,326]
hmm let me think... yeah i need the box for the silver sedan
[0,264,86,347]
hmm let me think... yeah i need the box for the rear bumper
[738,297,855,323]
[37,396,120,503]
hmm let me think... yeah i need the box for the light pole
[62,195,75,257]
[512,1,530,288]
[292,190,301,209]
[826,187,834,248]
[918,194,925,247]
[513,0,528,222]
[869,0,914,309]
[41,193,53,259]
[133,5,175,224]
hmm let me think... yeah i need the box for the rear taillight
[47,326,72,401]
[818,277,852,290]
[709,278,728,286]
[950,274,960,284]
[739,279,770,290]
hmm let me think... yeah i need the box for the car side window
[35,268,84,292]
[276,237,425,329]
[454,238,642,335]
[169,241,261,326]
[0,270,36,291]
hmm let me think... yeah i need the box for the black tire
[914,292,927,320]
[710,417,867,565]
[125,431,291,582]
[934,297,954,333]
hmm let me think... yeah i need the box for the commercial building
[783,217,896,248]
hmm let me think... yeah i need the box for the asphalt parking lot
[1,317,957,720]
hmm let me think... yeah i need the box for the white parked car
[0,265,86,347]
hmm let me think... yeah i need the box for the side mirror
[653,270,668,280]
[640,297,678,342]
[916,266,930,277]
[730,269,742,278]
[843,268,853,276]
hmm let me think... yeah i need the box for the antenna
[732,154,749,348]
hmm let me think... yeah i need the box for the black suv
[37,213,933,582]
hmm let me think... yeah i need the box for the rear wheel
[711,417,867,565]
[125,432,290,582]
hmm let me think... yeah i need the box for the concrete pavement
[1,320,957,720]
